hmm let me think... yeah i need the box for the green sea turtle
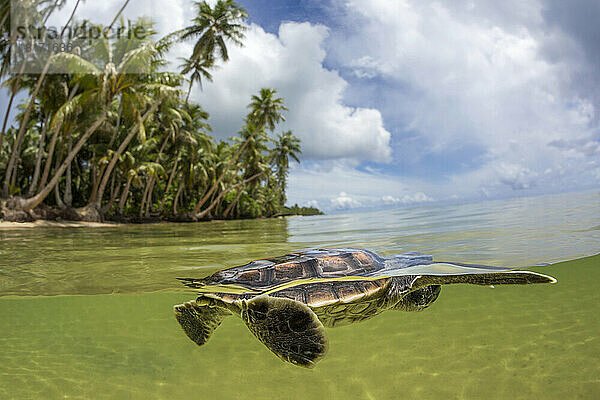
[174,248,556,368]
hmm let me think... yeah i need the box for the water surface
[1,190,599,398]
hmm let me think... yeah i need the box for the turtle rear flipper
[241,296,329,368]
[174,300,231,346]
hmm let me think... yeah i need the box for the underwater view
[1,190,599,399]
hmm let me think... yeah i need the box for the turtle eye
[242,308,266,324]
[248,301,269,322]
[208,269,236,283]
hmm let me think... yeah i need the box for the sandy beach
[0,220,122,230]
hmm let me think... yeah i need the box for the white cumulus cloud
[327,0,600,198]
[193,22,392,163]
[329,192,362,210]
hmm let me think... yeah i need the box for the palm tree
[180,0,247,63]
[238,122,269,196]
[0,0,13,155]
[84,21,181,212]
[135,92,185,217]
[158,102,212,210]
[270,130,301,205]
[15,21,170,212]
[190,88,287,217]
[247,88,288,131]
[0,4,312,221]
[137,160,165,218]
[177,0,247,98]
[2,0,83,197]
[2,0,129,177]
[0,0,12,79]
[0,0,64,161]
[180,56,213,102]
[118,166,141,215]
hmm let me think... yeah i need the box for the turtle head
[176,277,207,289]
[393,285,442,312]
[177,268,238,288]
[206,268,238,284]
[384,276,442,311]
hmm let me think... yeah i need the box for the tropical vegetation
[0,0,318,222]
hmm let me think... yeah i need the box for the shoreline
[0,213,315,230]
[0,220,124,229]
[0,201,323,229]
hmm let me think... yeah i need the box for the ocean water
[1,190,599,399]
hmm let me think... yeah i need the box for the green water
[1,191,599,399]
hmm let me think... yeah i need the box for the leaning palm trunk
[64,131,73,206]
[118,174,133,214]
[37,83,79,193]
[37,126,60,193]
[158,152,179,211]
[6,122,22,188]
[191,136,253,215]
[102,176,122,214]
[0,0,64,171]
[173,179,183,215]
[107,99,123,149]
[0,45,31,171]
[140,136,169,217]
[9,129,23,189]
[18,110,109,211]
[185,80,194,103]
[3,59,52,197]
[144,178,156,217]
[4,136,22,196]
[223,189,243,219]
[27,115,50,196]
[54,185,65,209]
[88,163,106,204]
[92,99,162,210]
[53,138,65,209]
[0,87,17,158]
[107,0,132,31]
[195,172,264,220]
[139,177,150,218]
[3,0,83,197]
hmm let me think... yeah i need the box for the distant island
[277,204,325,217]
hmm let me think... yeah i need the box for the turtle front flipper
[389,261,557,285]
[417,270,557,286]
[240,296,329,368]
[174,299,231,346]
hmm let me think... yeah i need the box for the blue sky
[5,0,600,211]
[241,0,341,33]
[220,0,600,211]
